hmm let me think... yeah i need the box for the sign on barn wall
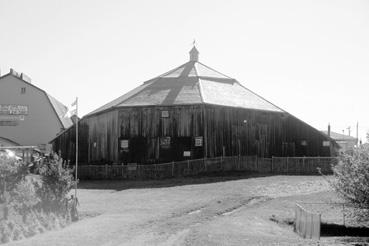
[183,151,191,157]
[161,110,169,118]
[160,137,171,148]
[127,163,137,171]
[120,140,129,149]
[322,141,330,147]
[195,136,203,147]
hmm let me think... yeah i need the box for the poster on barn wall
[195,136,203,147]
[183,151,191,157]
[322,141,330,147]
[161,110,169,118]
[160,137,171,148]
[120,139,129,151]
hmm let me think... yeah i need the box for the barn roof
[87,47,283,116]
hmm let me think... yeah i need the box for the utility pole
[356,122,359,145]
[347,126,351,136]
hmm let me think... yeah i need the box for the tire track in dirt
[132,195,273,245]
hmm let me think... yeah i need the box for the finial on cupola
[189,44,199,62]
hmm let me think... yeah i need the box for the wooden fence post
[286,157,289,174]
[271,156,274,173]
[256,155,259,172]
[104,164,108,179]
[172,161,174,177]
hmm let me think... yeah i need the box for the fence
[77,156,338,180]
[295,203,321,240]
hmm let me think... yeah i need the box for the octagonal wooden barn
[51,47,337,165]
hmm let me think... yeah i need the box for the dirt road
[8,175,332,246]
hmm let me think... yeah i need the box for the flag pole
[75,97,78,198]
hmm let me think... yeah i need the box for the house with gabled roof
[51,47,338,164]
[0,69,72,150]
[321,130,357,153]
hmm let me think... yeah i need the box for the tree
[332,145,369,222]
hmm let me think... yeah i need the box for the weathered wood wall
[51,104,336,164]
[52,121,88,163]
[118,105,204,164]
[204,105,333,158]
[84,110,119,163]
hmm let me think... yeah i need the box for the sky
[1,0,369,142]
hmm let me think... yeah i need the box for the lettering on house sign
[0,105,28,115]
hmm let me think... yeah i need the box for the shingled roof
[88,47,283,116]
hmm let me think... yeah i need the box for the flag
[64,98,78,118]
[71,98,78,107]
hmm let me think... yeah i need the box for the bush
[35,158,76,211]
[0,157,28,203]
[0,155,76,243]
[332,145,369,222]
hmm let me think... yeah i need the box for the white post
[75,97,79,198]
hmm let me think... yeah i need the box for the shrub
[332,145,369,222]
[0,157,28,203]
[0,155,76,243]
[34,158,76,211]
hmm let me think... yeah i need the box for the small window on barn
[21,87,26,94]
[161,110,169,118]
[301,140,307,146]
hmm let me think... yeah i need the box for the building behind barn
[51,47,338,164]
[0,69,72,151]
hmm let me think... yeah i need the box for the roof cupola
[189,46,199,62]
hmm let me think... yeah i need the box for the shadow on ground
[78,171,272,191]
[321,223,369,237]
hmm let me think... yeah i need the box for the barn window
[21,87,26,94]
[301,140,307,146]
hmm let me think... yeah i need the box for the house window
[21,87,26,94]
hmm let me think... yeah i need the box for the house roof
[0,71,73,129]
[321,131,358,141]
[87,47,283,116]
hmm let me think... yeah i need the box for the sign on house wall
[0,105,28,126]
[0,105,28,115]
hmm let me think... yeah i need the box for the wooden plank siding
[52,121,88,163]
[51,104,336,165]
[118,105,204,164]
[85,110,119,164]
[203,105,332,158]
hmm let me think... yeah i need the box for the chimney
[328,124,331,137]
